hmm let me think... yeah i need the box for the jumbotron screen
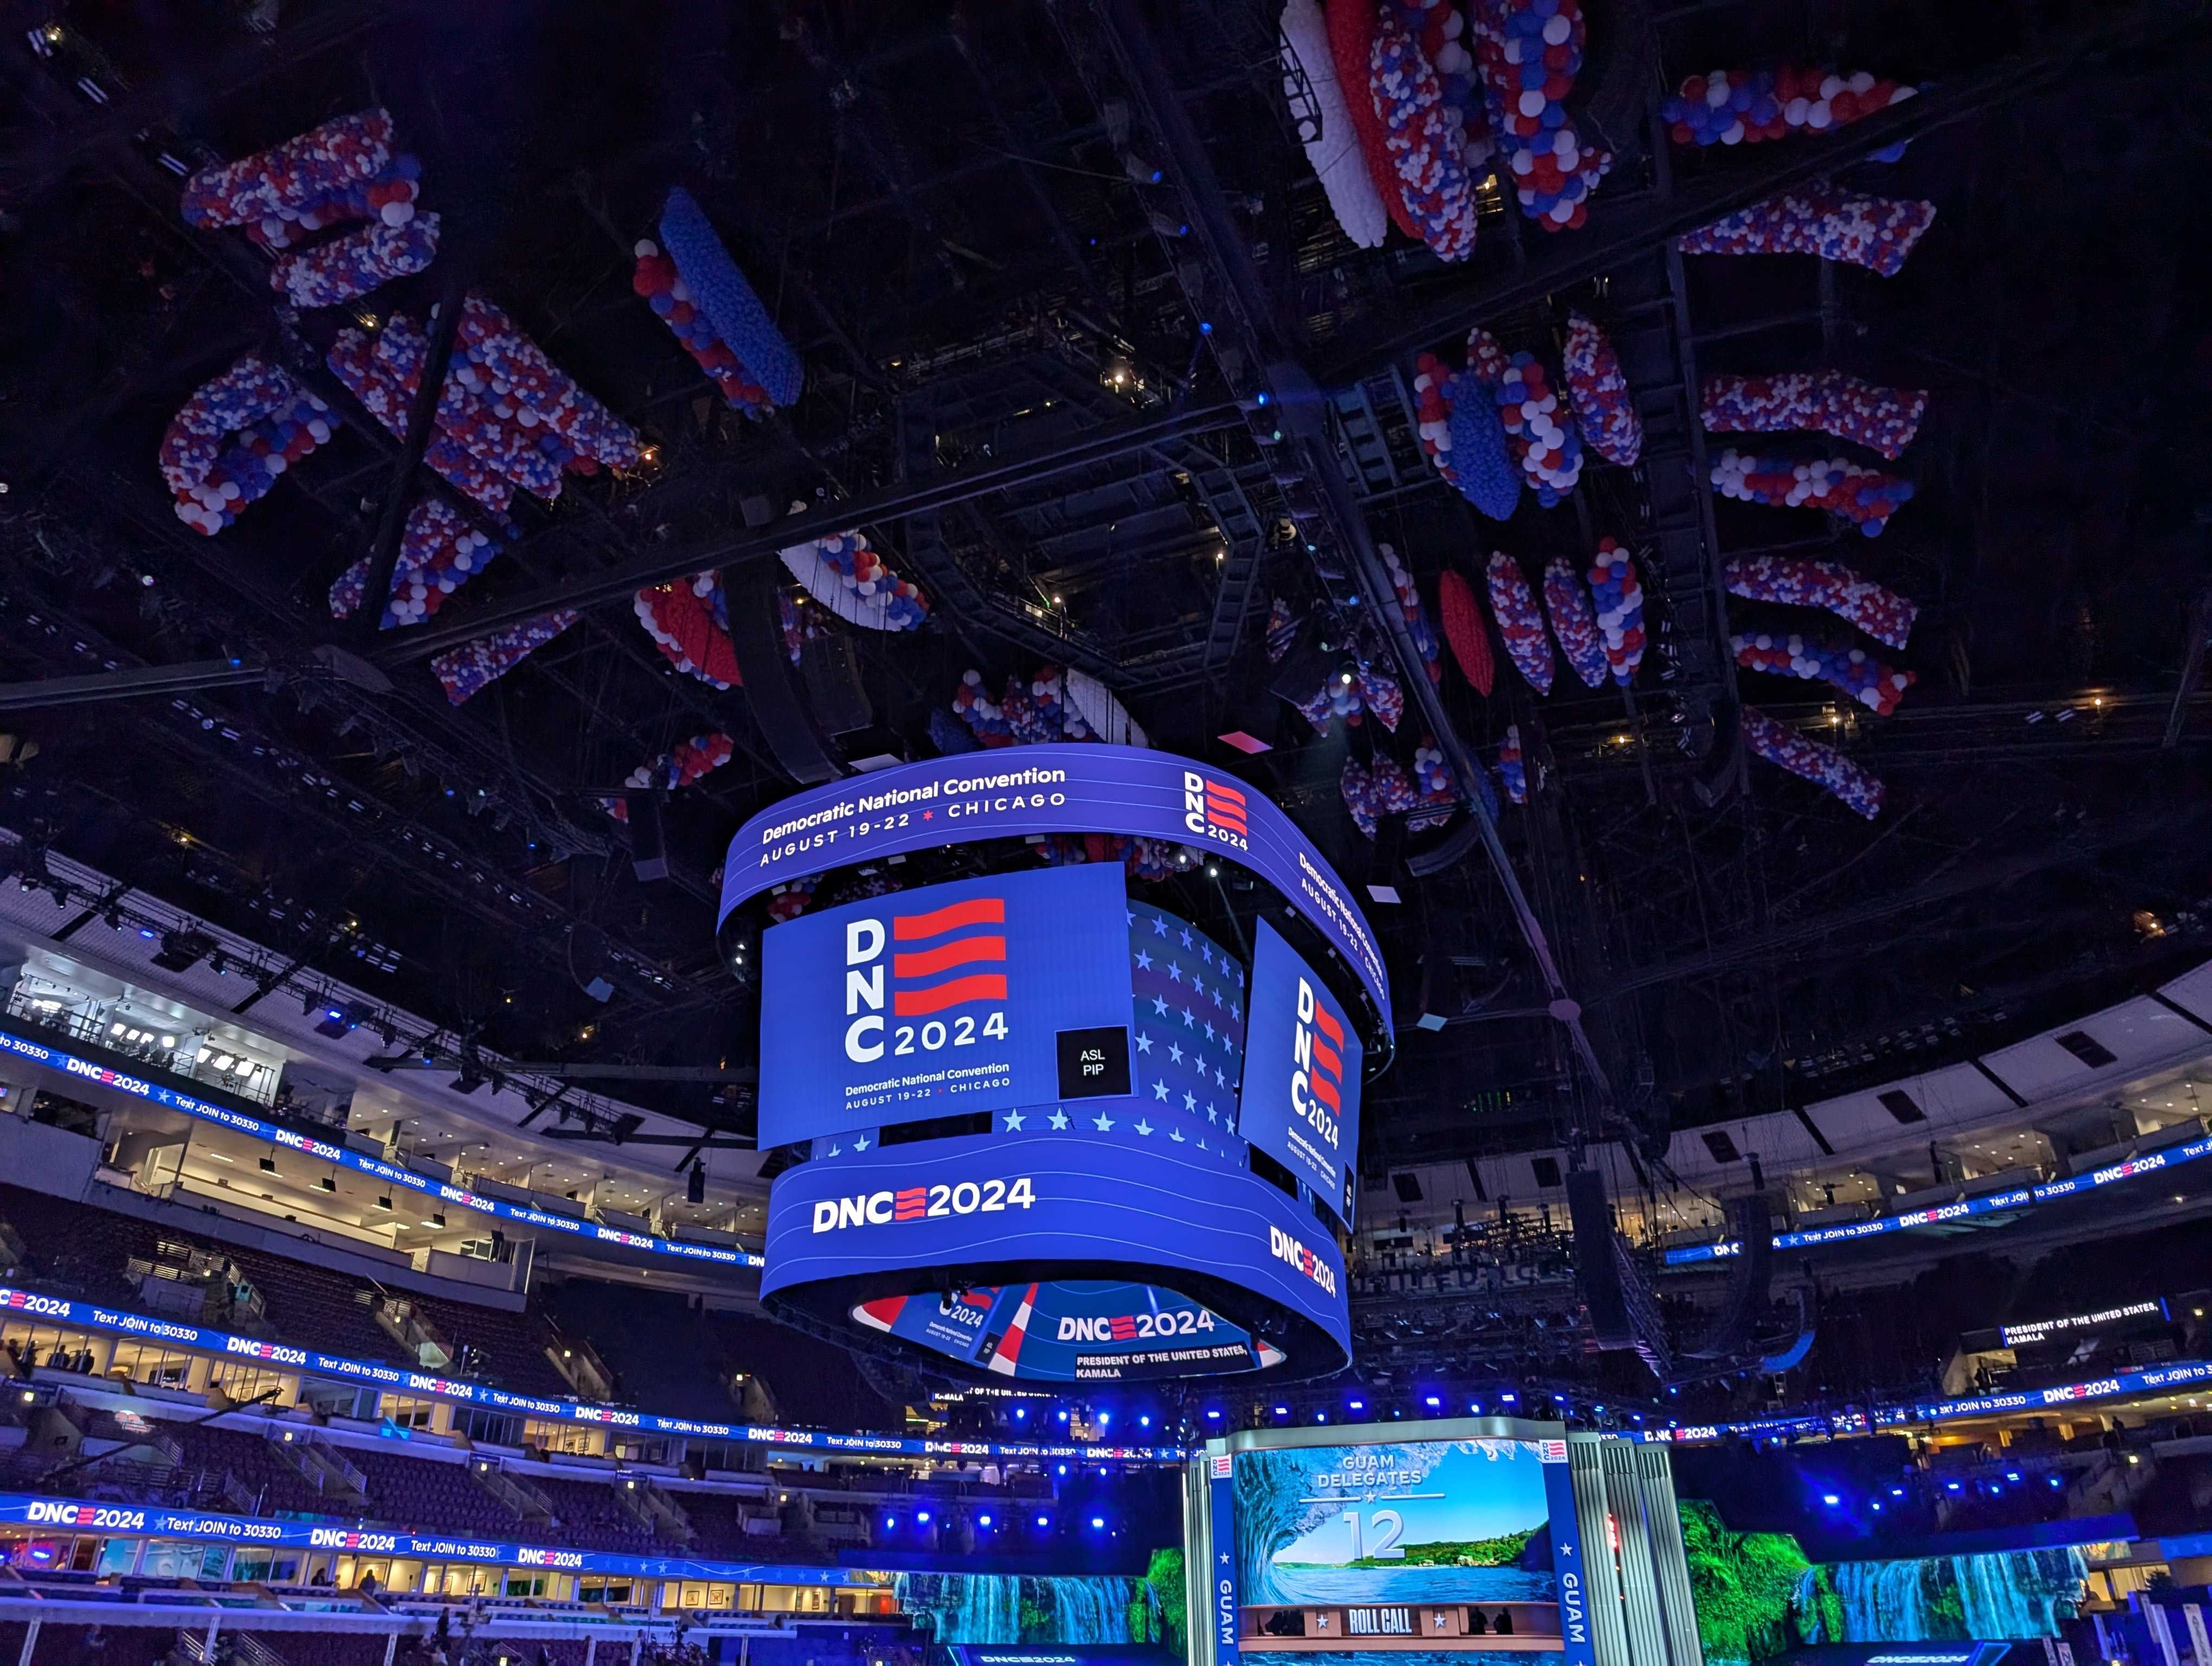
[1229,1438,1594,1664]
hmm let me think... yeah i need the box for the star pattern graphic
[976,901,1251,1172]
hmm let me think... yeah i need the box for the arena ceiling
[0,0,2206,1182]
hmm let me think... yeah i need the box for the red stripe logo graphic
[1204,780,1248,832]
[893,1186,928,1221]
[890,896,1008,1016]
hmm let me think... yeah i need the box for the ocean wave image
[1233,1441,1561,1608]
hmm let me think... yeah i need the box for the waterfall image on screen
[1233,1441,1568,1658]
[1677,1500,2092,1666]
[892,1572,1163,1646]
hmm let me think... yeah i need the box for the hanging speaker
[1566,1167,1634,1349]
[686,1163,706,1205]
[626,791,670,883]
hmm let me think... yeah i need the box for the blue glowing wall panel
[1237,920,1364,1224]
[759,865,1134,1149]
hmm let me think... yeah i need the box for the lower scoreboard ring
[759,1127,1352,1383]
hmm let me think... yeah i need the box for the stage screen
[758,864,1135,1149]
[1231,1438,1591,1663]
[1237,919,1363,1224]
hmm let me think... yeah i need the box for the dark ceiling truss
[0,575,718,1009]
[1079,0,1623,1107]
[0,0,2207,1153]
[1305,0,2209,382]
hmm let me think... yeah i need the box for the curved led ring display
[716,744,1391,1028]
[761,1127,1351,1382]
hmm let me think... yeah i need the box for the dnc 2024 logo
[1181,771,1249,850]
[1288,976,1349,1155]
[842,894,1014,1063]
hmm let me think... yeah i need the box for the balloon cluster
[159,357,335,534]
[1371,9,1478,262]
[1037,832,1188,885]
[1487,552,1554,692]
[780,592,819,664]
[1700,371,1927,460]
[328,498,499,627]
[1494,351,1584,503]
[1722,554,1917,649]
[1380,542,1443,680]
[633,240,776,415]
[1413,736,1455,800]
[1394,0,1489,171]
[634,572,741,689]
[1281,0,1388,248]
[1341,753,1421,838]
[430,610,581,706]
[1712,448,1914,535]
[277,220,438,310]
[1497,723,1528,803]
[1662,68,1916,157]
[1740,706,1883,819]
[1064,667,1149,747]
[1562,312,1641,467]
[327,321,509,512]
[1542,555,1609,689]
[1465,0,1611,230]
[1413,343,1519,520]
[1126,838,1182,883]
[180,108,439,311]
[1587,538,1645,683]
[778,529,928,631]
[1679,188,1937,278]
[1327,0,1420,242]
[1008,667,1078,746]
[656,188,803,408]
[1733,631,1915,714]
[327,298,640,516]
[605,733,737,821]
[455,296,641,472]
[1436,567,1495,694]
[764,878,819,925]
[1296,654,1405,734]
[952,667,1104,749]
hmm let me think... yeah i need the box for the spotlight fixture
[152,930,215,972]
[314,1003,369,1040]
